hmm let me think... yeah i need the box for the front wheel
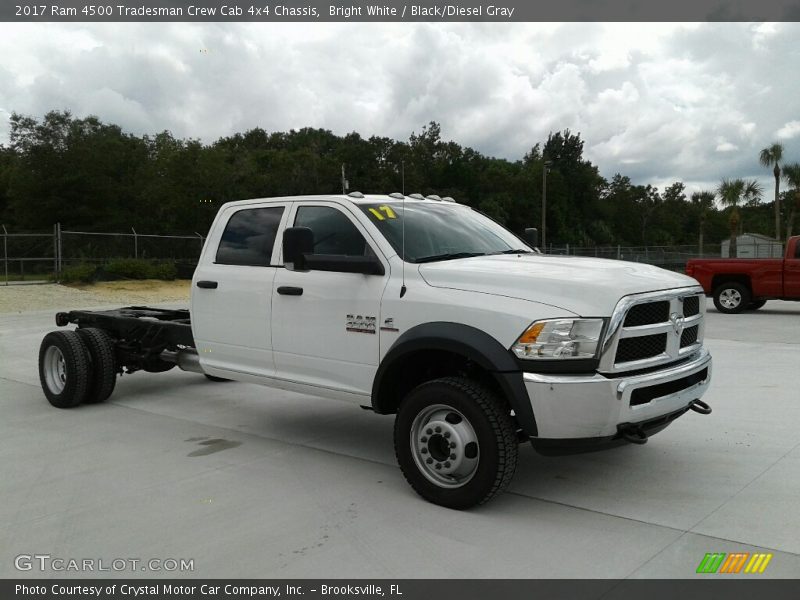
[713,282,750,314]
[394,377,518,509]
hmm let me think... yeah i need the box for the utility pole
[542,160,552,250]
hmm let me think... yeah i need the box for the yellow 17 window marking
[368,205,397,220]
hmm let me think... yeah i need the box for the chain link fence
[2,224,206,284]
[546,240,785,272]
[2,224,787,284]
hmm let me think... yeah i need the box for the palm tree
[716,178,763,257]
[691,190,715,255]
[783,163,800,239]
[759,142,784,240]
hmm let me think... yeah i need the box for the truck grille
[683,296,700,316]
[616,333,668,363]
[601,290,705,373]
[680,325,699,348]
[624,301,670,327]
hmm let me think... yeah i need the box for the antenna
[401,192,407,297]
[401,160,405,195]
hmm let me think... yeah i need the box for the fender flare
[371,322,538,436]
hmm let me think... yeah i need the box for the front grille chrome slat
[600,289,705,373]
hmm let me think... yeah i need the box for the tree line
[1,110,798,249]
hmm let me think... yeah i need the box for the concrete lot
[0,298,798,579]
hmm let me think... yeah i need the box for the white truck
[40,193,713,508]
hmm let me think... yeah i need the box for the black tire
[204,374,231,382]
[394,377,518,509]
[76,328,118,403]
[747,299,767,310]
[38,330,93,409]
[713,282,751,314]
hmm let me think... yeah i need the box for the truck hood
[418,254,699,316]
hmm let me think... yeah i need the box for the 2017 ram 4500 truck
[40,193,713,508]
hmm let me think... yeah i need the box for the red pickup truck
[686,235,800,313]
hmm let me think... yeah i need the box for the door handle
[196,280,218,289]
[277,286,303,296]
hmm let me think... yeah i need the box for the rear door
[192,202,290,377]
[271,202,389,397]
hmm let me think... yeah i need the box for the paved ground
[0,299,798,579]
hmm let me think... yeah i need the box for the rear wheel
[39,330,92,408]
[394,377,518,509]
[76,328,118,403]
[747,299,767,310]
[713,282,750,314]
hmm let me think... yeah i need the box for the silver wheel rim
[44,346,67,394]
[410,404,479,489]
[720,288,742,309]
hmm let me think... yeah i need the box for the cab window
[294,206,369,256]
[216,206,284,266]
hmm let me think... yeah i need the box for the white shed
[721,233,783,258]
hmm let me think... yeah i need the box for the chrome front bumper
[523,348,712,440]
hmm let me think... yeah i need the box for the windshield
[358,202,532,263]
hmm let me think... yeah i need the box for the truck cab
[43,193,713,509]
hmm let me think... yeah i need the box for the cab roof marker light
[408,193,425,200]
[388,192,405,199]
[426,194,442,201]
[347,191,364,198]
[442,196,456,203]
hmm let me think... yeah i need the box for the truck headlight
[512,318,605,360]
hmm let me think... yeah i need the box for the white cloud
[776,120,800,140]
[0,22,799,189]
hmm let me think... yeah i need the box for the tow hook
[618,424,648,445]
[689,399,712,415]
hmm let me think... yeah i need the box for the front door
[785,240,800,298]
[271,202,389,397]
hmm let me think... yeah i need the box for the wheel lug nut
[444,432,451,438]
[435,426,442,433]
[421,436,428,443]
[426,428,433,435]
[421,448,428,454]
[444,462,451,468]
[449,442,456,448]
[450,453,456,460]
[435,463,442,470]
[426,458,433,464]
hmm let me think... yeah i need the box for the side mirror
[523,227,539,248]
[283,227,313,270]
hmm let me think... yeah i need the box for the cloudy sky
[1,22,799,194]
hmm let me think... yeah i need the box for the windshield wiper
[495,248,535,254]
[414,252,487,264]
